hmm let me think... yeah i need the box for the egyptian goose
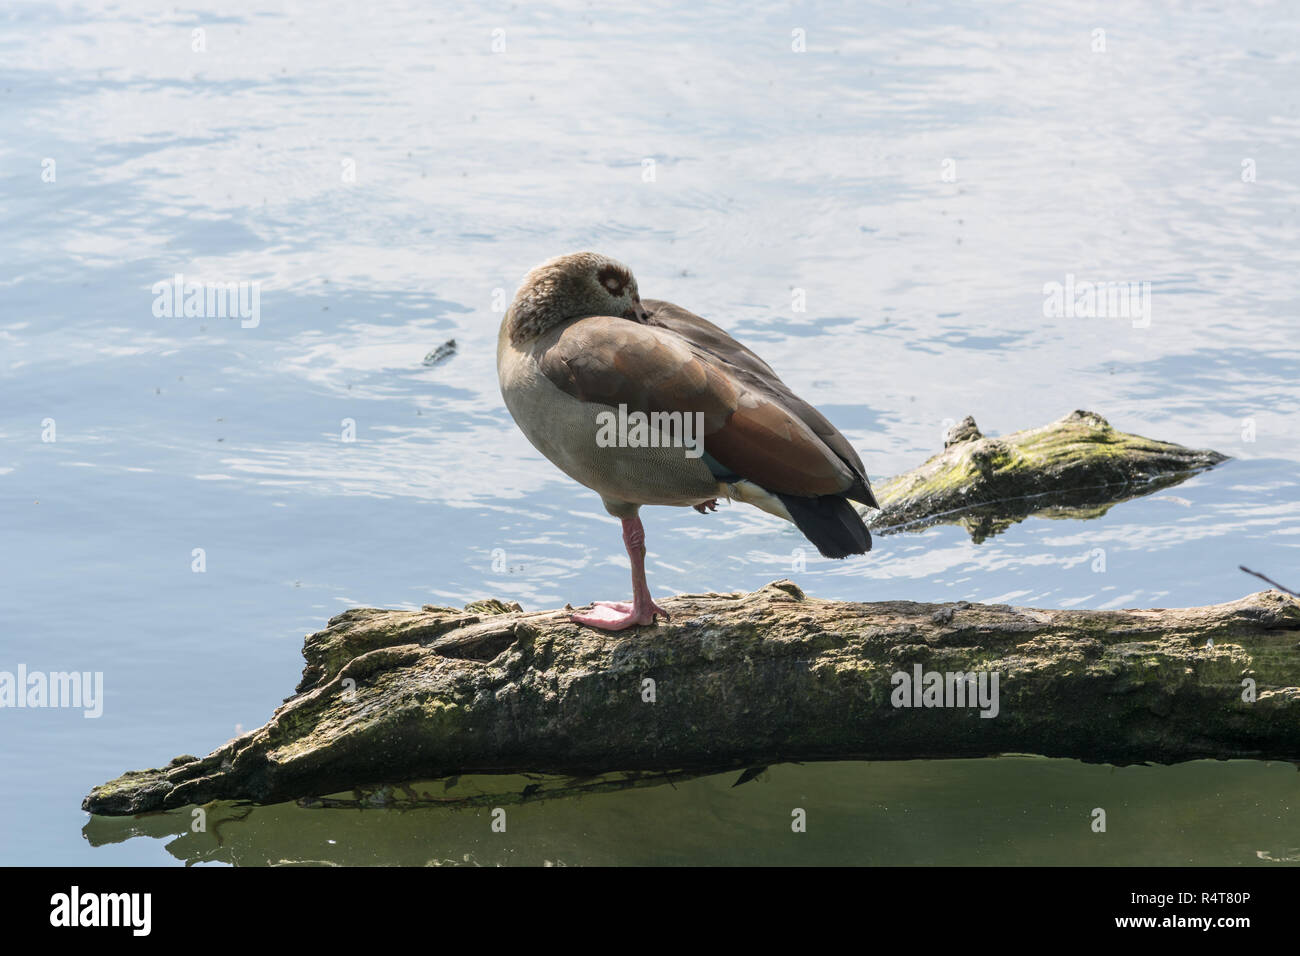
[497,252,877,631]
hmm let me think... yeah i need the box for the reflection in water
[81,759,1300,866]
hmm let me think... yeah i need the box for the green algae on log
[868,410,1228,542]
[82,582,1300,816]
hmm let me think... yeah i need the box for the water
[2,0,1298,866]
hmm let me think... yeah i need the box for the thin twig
[1239,566,1300,598]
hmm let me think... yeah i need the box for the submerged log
[83,582,1300,815]
[869,410,1228,541]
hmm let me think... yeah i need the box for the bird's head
[504,251,648,343]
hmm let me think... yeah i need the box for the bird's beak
[623,299,650,323]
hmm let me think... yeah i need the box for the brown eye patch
[597,265,628,297]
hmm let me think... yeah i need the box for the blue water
[2,0,1298,865]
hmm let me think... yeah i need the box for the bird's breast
[498,343,719,508]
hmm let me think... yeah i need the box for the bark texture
[83,583,1300,816]
[870,410,1227,541]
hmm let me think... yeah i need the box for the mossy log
[869,410,1227,541]
[82,411,1240,815]
[83,582,1300,815]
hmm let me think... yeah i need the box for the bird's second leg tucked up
[571,515,671,631]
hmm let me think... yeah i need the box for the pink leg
[571,516,671,632]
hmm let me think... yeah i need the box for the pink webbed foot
[571,514,672,632]
[570,598,671,632]
[693,499,719,514]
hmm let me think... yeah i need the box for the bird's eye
[597,265,627,296]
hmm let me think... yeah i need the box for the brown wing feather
[643,299,879,507]
[537,315,862,498]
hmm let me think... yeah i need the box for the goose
[497,251,877,631]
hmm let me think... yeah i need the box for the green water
[81,759,1299,866]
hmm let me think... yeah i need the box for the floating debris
[868,410,1228,542]
[422,339,457,367]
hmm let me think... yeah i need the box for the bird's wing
[536,314,863,499]
[643,299,878,508]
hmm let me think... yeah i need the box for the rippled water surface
[2,0,1298,865]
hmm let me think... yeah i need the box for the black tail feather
[776,493,872,559]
